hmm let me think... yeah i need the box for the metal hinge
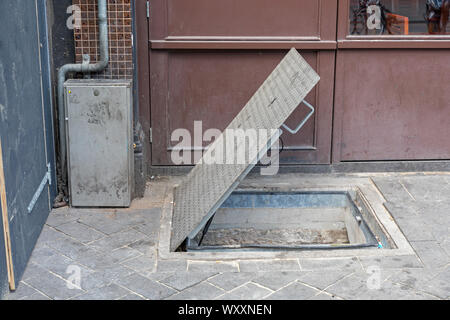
[146,1,150,19]
[149,127,153,144]
[27,163,51,213]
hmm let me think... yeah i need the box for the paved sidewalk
[5,173,450,300]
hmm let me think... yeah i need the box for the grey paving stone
[299,257,362,272]
[121,254,156,274]
[28,245,61,265]
[28,246,93,281]
[45,209,81,227]
[118,293,145,300]
[411,241,450,268]
[428,221,450,243]
[116,273,176,300]
[88,229,147,252]
[80,265,135,291]
[144,272,175,282]
[71,283,130,300]
[127,238,157,255]
[133,220,161,238]
[55,221,106,244]
[383,201,419,219]
[72,247,122,270]
[418,266,450,299]
[207,272,257,291]
[6,282,40,300]
[253,271,306,291]
[309,292,343,300]
[325,272,373,300]
[359,255,423,270]
[107,211,149,230]
[325,271,399,300]
[357,280,439,300]
[44,232,94,261]
[389,267,439,287]
[135,183,167,206]
[371,177,414,203]
[21,291,51,300]
[21,262,48,282]
[35,225,68,247]
[297,270,353,290]
[17,174,450,301]
[161,272,218,291]
[108,246,143,263]
[25,269,85,300]
[265,281,320,300]
[401,176,450,202]
[156,260,187,273]
[167,282,224,300]
[218,283,272,300]
[188,261,239,273]
[440,238,450,257]
[393,216,436,241]
[78,212,130,235]
[239,259,301,272]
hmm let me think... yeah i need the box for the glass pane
[349,0,450,35]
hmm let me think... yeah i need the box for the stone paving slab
[239,259,301,272]
[115,273,176,300]
[207,272,257,291]
[252,271,306,291]
[71,283,131,300]
[161,272,218,291]
[54,221,106,244]
[4,174,450,300]
[217,283,273,300]
[24,269,85,300]
[167,282,225,300]
[264,281,320,300]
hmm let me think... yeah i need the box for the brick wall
[73,0,133,79]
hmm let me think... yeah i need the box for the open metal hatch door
[170,49,320,251]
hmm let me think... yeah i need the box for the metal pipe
[56,0,109,199]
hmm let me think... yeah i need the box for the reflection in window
[350,0,450,35]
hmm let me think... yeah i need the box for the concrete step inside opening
[186,191,387,251]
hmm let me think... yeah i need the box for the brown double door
[148,0,450,166]
[149,0,338,165]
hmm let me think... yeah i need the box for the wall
[0,0,56,292]
[73,0,134,79]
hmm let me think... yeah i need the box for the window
[349,0,450,35]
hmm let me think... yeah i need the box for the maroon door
[149,0,338,165]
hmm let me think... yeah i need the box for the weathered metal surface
[65,80,134,207]
[170,49,320,251]
[0,0,56,291]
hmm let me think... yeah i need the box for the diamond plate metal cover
[170,49,320,251]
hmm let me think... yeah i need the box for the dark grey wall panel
[0,206,8,298]
[0,0,55,287]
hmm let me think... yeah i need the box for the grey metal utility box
[64,80,134,207]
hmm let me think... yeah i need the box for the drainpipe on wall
[55,0,109,206]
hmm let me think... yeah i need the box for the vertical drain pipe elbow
[56,0,109,201]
